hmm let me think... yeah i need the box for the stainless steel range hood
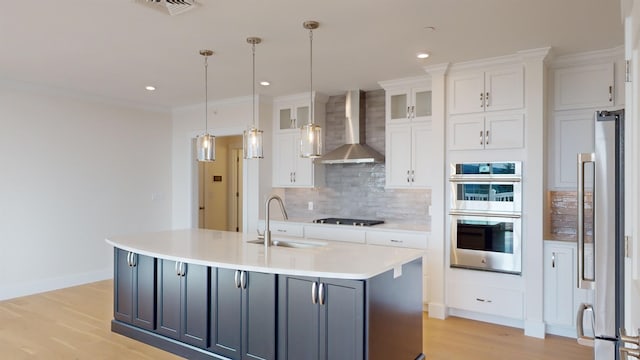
[320,90,385,164]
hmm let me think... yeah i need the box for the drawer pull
[276,229,287,233]
[390,239,403,243]
[476,298,492,303]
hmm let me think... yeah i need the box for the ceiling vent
[135,0,198,16]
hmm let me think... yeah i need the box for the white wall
[0,80,173,300]
[171,95,272,234]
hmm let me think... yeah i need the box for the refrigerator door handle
[577,303,595,347]
[577,152,596,290]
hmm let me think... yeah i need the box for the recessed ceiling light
[259,81,270,86]
[145,85,156,91]
[416,52,430,59]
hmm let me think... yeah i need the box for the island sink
[246,238,327,249]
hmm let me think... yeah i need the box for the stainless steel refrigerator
[576,109,625,359]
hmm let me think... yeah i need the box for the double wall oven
[449,161,522,274]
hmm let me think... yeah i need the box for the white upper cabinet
[553,63,614,110]
[277,104,310,130]
[272,92,327,188]
[448,113,524,151]
[379,76,433,189]
[386,87,432,124]
[448,66,524,115]
[385,123,433,188]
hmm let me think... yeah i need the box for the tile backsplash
[547,190,592,241]
[282,90,430,226]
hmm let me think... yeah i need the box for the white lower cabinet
[543,240,591,338]
[448,280,523,320]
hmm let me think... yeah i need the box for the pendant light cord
[252,42,256,127]
[309,28,314,125]
[204,55,209,133]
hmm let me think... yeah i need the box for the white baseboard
[427,302,447,319]
[525,320,546,338]
[448,307,524,330]
[546,324,577,339]
[0,268,112,301]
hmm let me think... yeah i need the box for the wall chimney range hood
[320,90,385,164]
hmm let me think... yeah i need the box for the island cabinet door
[156,259,210,349]
[210,267,242,359]
[278,275,320,360]
[318,279,364,360]
[113,249,156,331]
[211,268,277,360]
[241,271,277,360]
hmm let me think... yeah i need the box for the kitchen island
[107,228,425,360]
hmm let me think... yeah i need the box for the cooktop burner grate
[312,217,384,226]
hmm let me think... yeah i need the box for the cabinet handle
[276,229,287,233]
[551,252,556,268]
[127,252,132,267]
[406,106,411,119]
[318,282,325,305]
[181,263,187,277]
[475,298,492,303]
[411,170,415,182]
[480,92,484,108]
[411,105,415,119]
[407,170,411,183]
[485,130,490,145]
[485,92,490,107]
[311,282,318,304]
[292,172,296,183]
[130,253,137,267]
[240,271,247,289]
[390,239,403,243]
[609,86,613,102]
[234,270,241,288]
[479,131,484,145]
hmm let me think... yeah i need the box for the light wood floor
[0,280,591,359]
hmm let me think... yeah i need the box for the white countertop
[106,229,423,280]
[263,218,430,233]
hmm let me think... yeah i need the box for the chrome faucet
[262,194,288,249]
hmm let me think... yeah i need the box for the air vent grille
[135,0,198,16]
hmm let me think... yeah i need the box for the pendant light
[300,20,323,158]
[196,49,216,162]
[243,37,264,159]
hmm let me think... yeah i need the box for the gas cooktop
[312,217,385,226]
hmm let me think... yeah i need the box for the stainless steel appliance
[449,161,522,274]
[312,217,384,226]
[576,109,625,359]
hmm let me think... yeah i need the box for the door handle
[311,282,318,304]
[234,270,241,288]
[620,328,640,359]
[318,282,325,305]
[576,303,595,347]
[577,152,596,290]
[240,271,247,289]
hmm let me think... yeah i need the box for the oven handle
[449,210,521,218]
[449,176,521,183]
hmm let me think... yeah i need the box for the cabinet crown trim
[378,75,431,90]
[273,91,328,104]
[550,45,623,68]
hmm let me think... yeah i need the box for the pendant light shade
[300,21,322,158]
[243,37,264,159]
[197,49,215,162]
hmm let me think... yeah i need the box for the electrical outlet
[308,201,314,211]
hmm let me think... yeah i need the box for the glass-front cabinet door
[278,104,310,130]
[386,88,431,123]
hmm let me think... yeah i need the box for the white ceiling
[0,0,623,109]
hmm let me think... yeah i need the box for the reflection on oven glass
[456,184,515,202]
[456,220,514,254]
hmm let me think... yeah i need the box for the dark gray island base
[109,232,425,360]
